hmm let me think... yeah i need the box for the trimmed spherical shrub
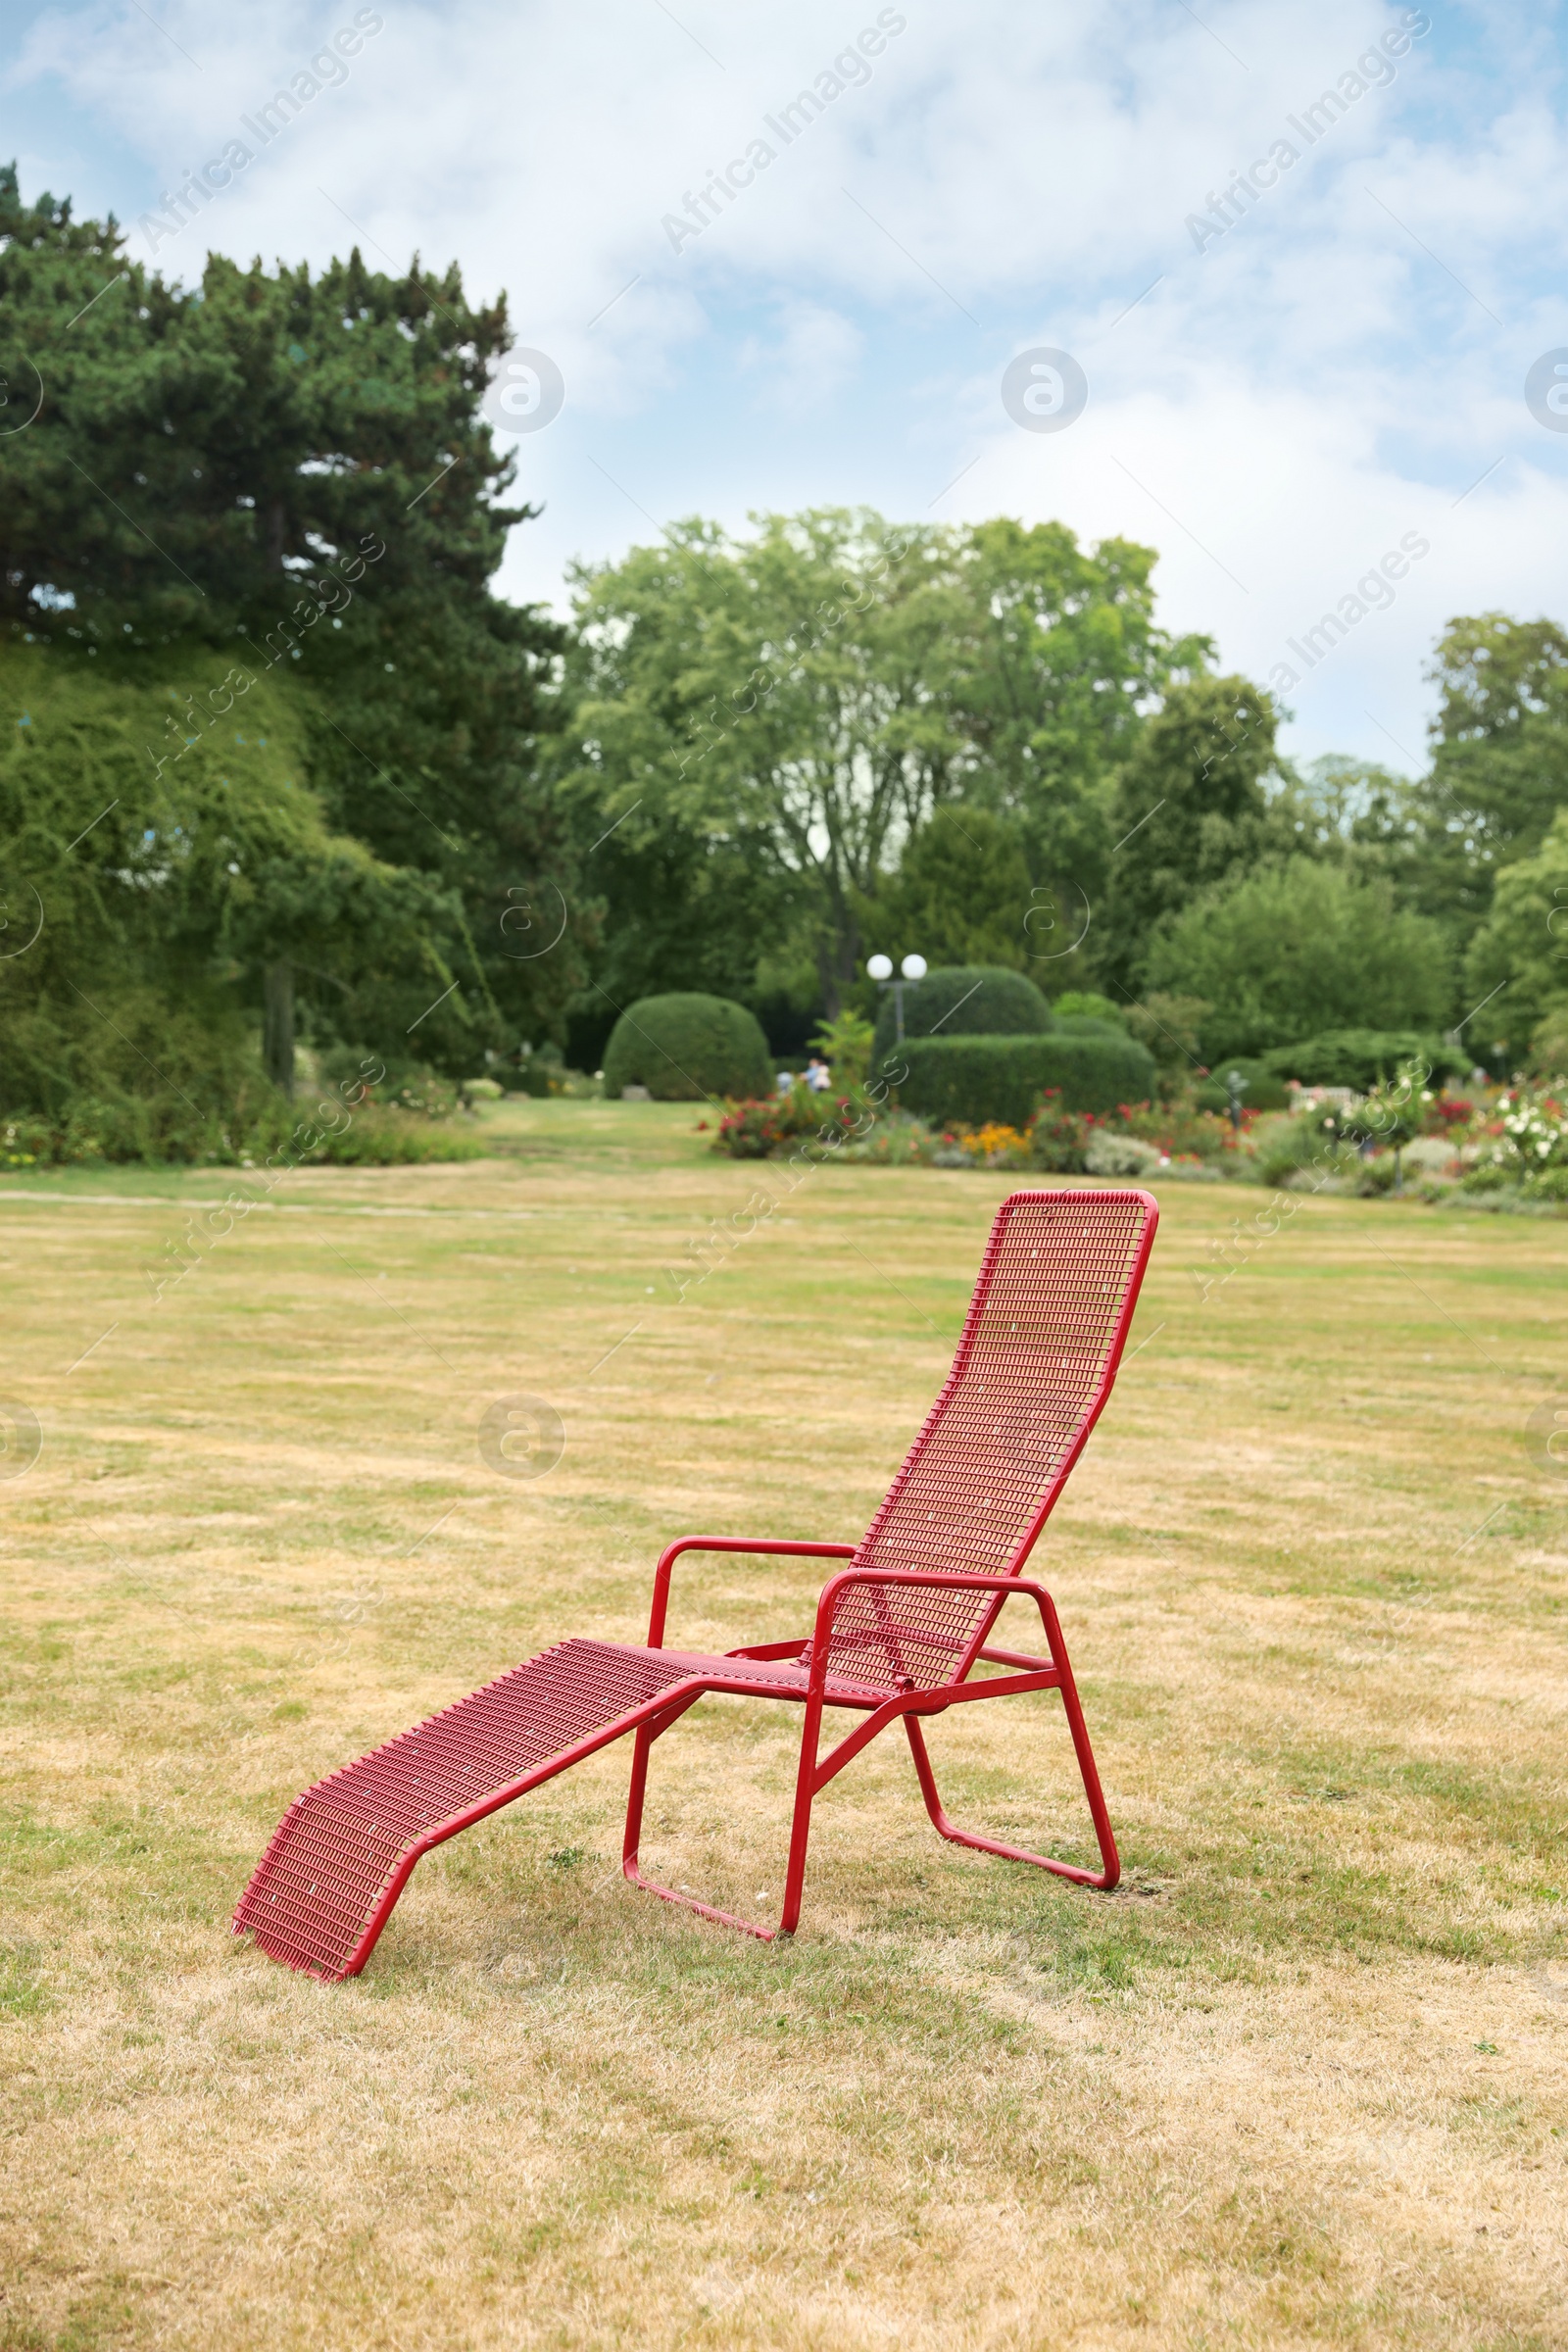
[891,1032,1156,1125]
[601,993,772,1102]
[871,965,1051,1063]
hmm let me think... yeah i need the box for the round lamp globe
[901,954,927,980]
[866,954,893,981]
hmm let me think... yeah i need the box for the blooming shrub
[835,1112,943,1165]
[1029,1091,1092,1172]
[1118,1100,1238,1162]
[1084,1130,1162,1178]
[710,1081,901,1160]
[1457,1085,1568,1199]
[1493,1085,1568,1170]
[710,1090,820,1159]
[959,1121,1033,1167]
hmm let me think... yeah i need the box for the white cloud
[10,0,1568,767]
[737,300,863,409]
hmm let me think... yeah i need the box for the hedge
[1260,1029,1471,1092]
[893,1032,1157,1126]
[1052,1014,1130,1042]
[601,992,771,1101]
[871,964,1050,1062]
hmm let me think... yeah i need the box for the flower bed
[1458,1084,1568,1203]
[707,1080,908,1160]
[706,1085,825,1159]
[701,1063,1568,1211]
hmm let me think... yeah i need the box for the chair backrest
[818,1188,1157,1692]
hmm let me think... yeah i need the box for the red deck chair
[234,1186,1157,1979]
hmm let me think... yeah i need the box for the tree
[946,520,1200,795]
[1145,858,1453,1062]
[559,509,1198,1014]
[0,165,580,1092]
[1461,810,1568,1067]
[1271,754,1428,873]
[0,166,521,642]
[1419,613,1568,941]
[561,812,807,1073]
[219,833,456,1099]
[0,638,448,1143]
[1097,674,1285,996]
[860,808,1040,976]
[561,510,963,1012]
[934,519,1207,904]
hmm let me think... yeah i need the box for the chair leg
[903,1677,1120,1891]
[620,1690,820,1941]
[777,1692,824,1936]
[621,1691,703,1899]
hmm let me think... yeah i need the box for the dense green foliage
[1258,1030,1470,1091]
[1421,615,1568,942]
[1462,810,1568,1065]
[869,964,1052,1061]
[0,165,577,1146]
[556,557,1568,1072]
[601,993,772,1102]
[861,808,1038,975]
[0,639,442,1154]
[1146,858,1452,1063]
[1053,991,1129,1028]
[1099,675,1285,997]
[894,1032,1156,1125]
[5,163,1568,1158]
[558,511,1204,1014]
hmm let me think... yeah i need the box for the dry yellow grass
[2,1100,1566,2350]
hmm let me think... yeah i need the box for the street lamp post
[866,952,927,1044]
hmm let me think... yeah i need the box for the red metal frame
[233,1189,1158,1978]
[621,1562,1120,1941]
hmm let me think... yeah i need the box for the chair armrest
[647,1537,857,1648]
[806,1568,1054,1693]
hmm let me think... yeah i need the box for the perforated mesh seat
[235,1188,1157,1975]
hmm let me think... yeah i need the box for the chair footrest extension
[233,1641,696,1979]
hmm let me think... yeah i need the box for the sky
[6,0,1568,775]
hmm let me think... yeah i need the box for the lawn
[3,1100,1566,2350]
